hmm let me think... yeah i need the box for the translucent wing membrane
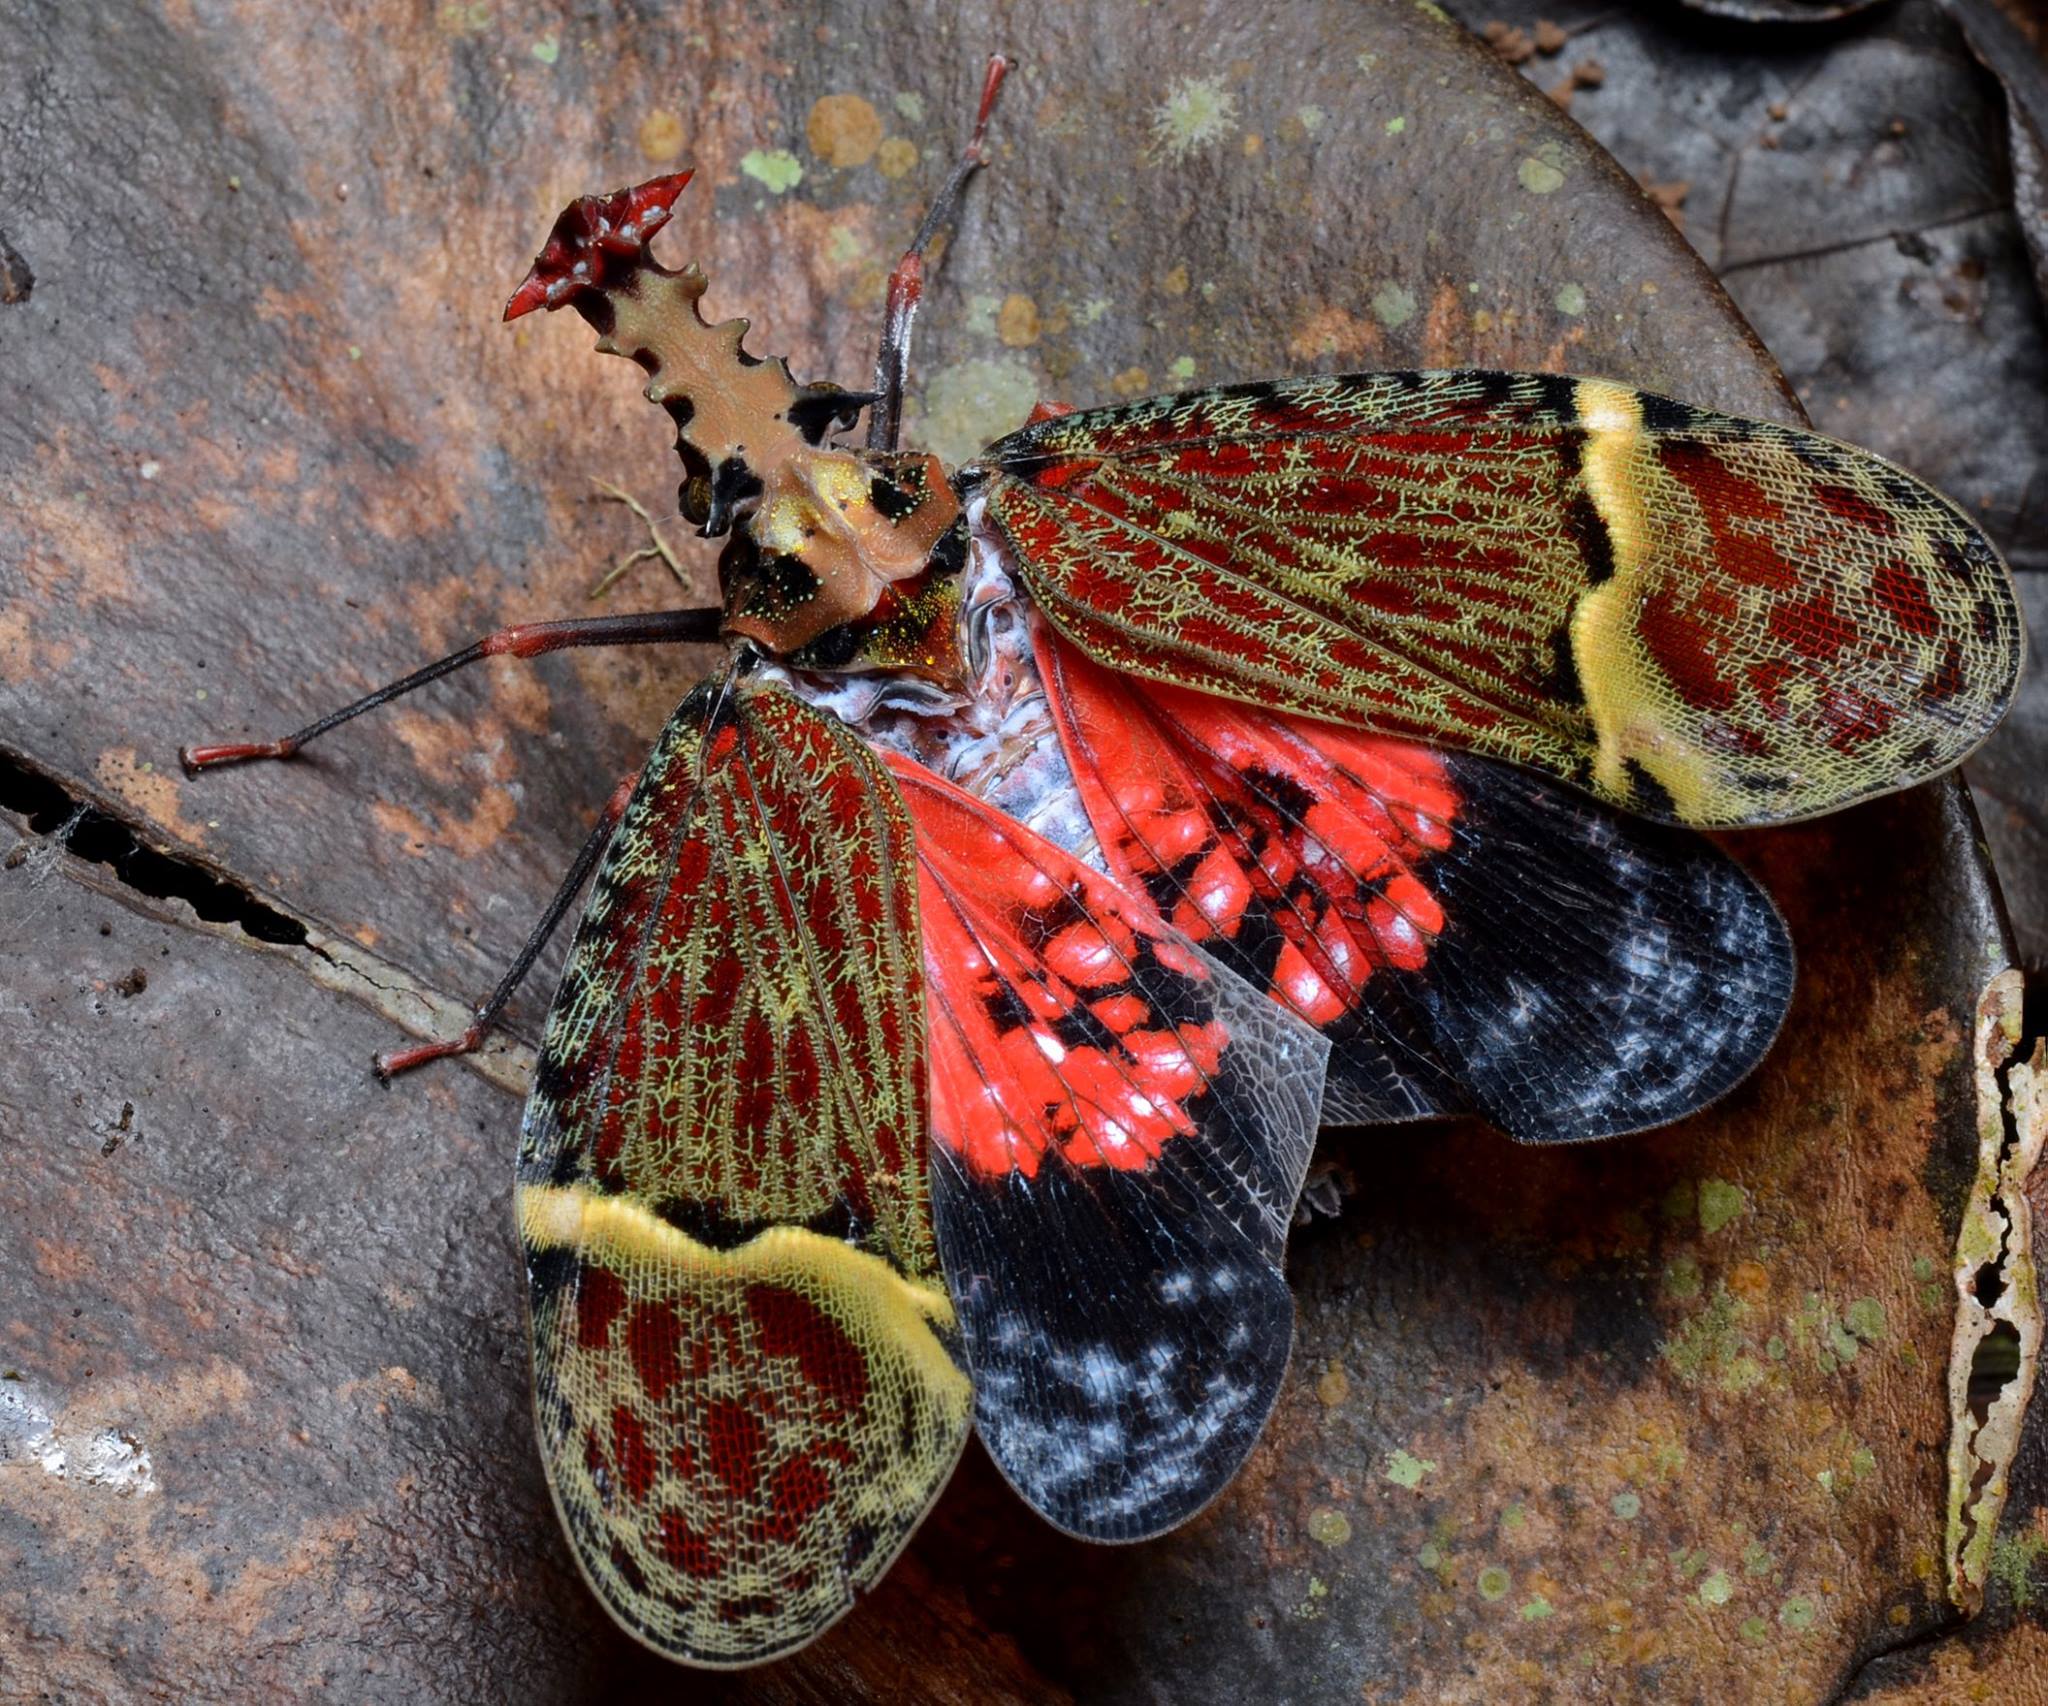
[981,370,2022,828]
[517,679,970,1667]
[888,757,1326,1540]
[1036,627,1793,1143]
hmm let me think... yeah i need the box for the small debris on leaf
[1480,20,1535,64]
[0,230,32,305]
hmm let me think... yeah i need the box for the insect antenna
[180,606,723,773]
[868,52,1010,453]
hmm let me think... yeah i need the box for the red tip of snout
[504,169,695,321]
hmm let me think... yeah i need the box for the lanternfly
[183,58,2022,1668]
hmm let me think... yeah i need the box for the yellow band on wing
[517,1181,970,1406]
[1567,377,1711,821]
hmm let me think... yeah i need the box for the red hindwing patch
[1036,624,1459,1034]
[888,752,1326,1543]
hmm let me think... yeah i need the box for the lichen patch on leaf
[1147,76,1240,163]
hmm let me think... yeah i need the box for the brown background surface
[1,1,2040,1700]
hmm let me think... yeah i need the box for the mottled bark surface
[0,2,2037,1701]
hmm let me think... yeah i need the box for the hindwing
[887,756,1326,1540]
[980,370,2022,828]
[517,677,970,1667]
[1036,625,1793,1143]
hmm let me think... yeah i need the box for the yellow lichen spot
[1307,1507,1352,1547]
[1384,1448,1437,1489]
[1162,264,1190,296]
[1699,1177,1747,1233]
[1111,365,1151,399]
[1316,1361,1350,1407]
[876,136,920,179]
[996,293,1040,348]
[638,111,685,165]
[740,150,803,194]
[1241,132,1263,156]
[807,93,884,169]
[1729,1260,1771,1302]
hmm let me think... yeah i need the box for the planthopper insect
[182,56,2023,1668]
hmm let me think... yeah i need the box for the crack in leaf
[0,738,533,1099]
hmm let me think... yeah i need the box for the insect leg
[866,52,1010,453]
[372,768,639,1079]
[180,607,722,773]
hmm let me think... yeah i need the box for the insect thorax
[760,507,1102,864]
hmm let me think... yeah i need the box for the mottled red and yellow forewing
[517,679,970,1667]
[980,370,2023,828]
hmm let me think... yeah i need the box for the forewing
[887,756,1326,1540]
[517,678,970,1667]
[1037,626,1793,1143]
[982,370,2022,828]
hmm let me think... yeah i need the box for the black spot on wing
[1564,491,1617,588]
[1636,390,1700,435]
[1527,372,1579,422]
[1622,759,1679,822]
[526,1244,580,1318]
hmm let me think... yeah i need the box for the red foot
[180,739,297,774]
[375,1024,484,1081]
[1026,399,1078,425]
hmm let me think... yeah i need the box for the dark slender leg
[867,53,1010,453]
[180,607,722,773]
[374,770,640,1079]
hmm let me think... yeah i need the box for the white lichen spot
[1386,115,1408,136]
[893,90,926,124]
[909,357,1039,467]
[1371,283,1419,330]
[1297,104,1326,133]
[1518,146,1568,194]
[1554,282,1587,316]
[1149,76,1240,163]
